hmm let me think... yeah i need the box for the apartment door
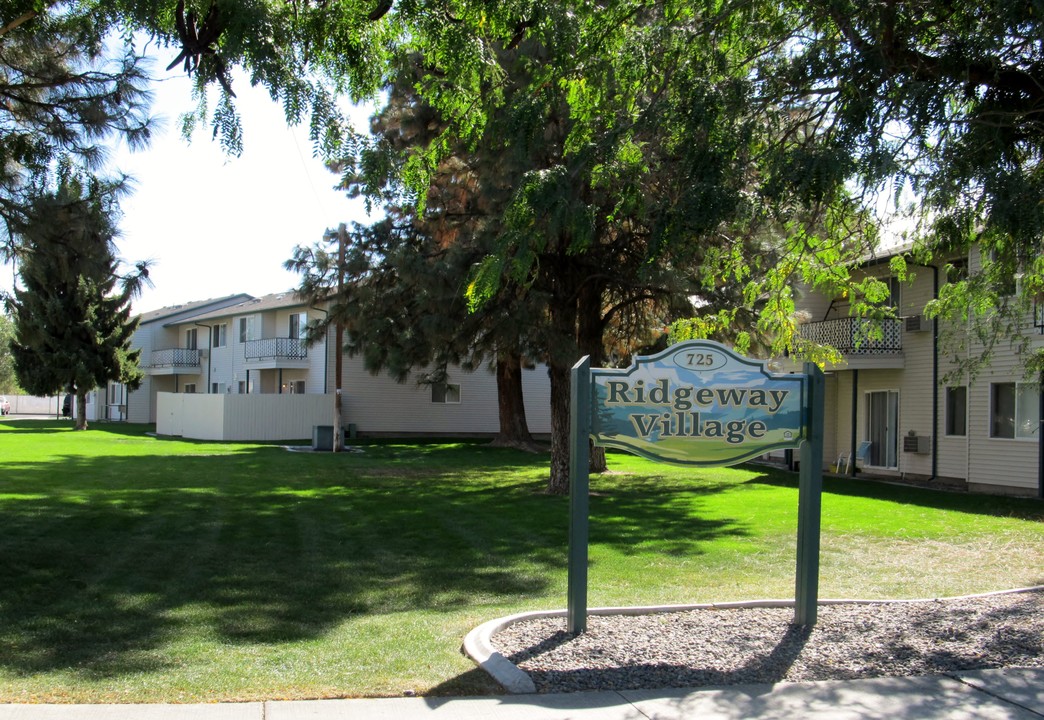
[865,390,899,468]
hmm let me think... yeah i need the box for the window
[885,276,901,310]
[431,382,461,404]
[945,386,967,436]
[185,328,198,350]
[289,312,307,340]
[212,324,227,348]
[289,380,305,394]
[991,383,1039,439]
[183,383,196,394]
[211,382,226,394]
[238,380,247,394]
[946,258,969,284]
[238,316,256,343]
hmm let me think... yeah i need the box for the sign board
[590,341,806,466]
[568,340,824,634]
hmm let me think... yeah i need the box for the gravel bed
[492,590,1044,694]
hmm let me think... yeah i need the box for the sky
[2,65,378,315]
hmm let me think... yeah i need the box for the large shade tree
[769,0,1044,371]
[44,0,1036,458]
[76,0,1037,345]
[330,5,874,492]
[6,172,149,430]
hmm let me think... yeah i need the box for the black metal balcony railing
[149,348,201,367]
[244,337,307,361]
[798,317,903,355]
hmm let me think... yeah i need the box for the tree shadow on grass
[0,443,749,682]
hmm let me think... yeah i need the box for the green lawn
[0,420,1041,703]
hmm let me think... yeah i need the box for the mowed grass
[0,420,1041,703]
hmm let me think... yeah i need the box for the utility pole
[333,223,346,453]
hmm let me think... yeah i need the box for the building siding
[796,248,1041,495]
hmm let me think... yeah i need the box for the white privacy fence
[156,392,334,441]
[1,394,64,415]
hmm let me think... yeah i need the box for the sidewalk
[0,668,1040,719]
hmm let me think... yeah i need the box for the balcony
[146,348,202,376]
[243,337,309,369]
[798,318,904,369]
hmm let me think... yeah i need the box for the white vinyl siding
[336,352,551,435]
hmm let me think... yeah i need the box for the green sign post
[568,340,825,633]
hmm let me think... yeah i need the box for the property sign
[567,340,824,635]
[590,341,806,466]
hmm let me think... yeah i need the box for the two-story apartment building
[129,293,253,423]
[128,291,553,439]
[796,245,1043,497]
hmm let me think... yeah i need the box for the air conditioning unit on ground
[902,435,931,454]
[904,315,931,332]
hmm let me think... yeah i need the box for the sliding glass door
[865,390,899,469]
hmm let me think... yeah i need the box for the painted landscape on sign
[590,342,805,466]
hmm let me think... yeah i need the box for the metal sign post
[795,361,825,625]
[568,356,591,634]
[567,340,824,634]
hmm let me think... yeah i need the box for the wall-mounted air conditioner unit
[902,435,931,454]
[904,315,931,332]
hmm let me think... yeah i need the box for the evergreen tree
[0,3,152,259]
[324,10,848,492]
[5,172,149,430]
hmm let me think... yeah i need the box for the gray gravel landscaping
[492,589,1044,694]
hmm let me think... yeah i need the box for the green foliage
[775,0,1044,368]
[0,4,153,258]
[4,173,147,427]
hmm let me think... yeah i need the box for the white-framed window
[946,258,969,284]
[238,316,256,343]
[212,324,227,348]
[288,380,306,394]
[185,328,198,350]
[289,312,307,340]
[990,383,1039,439]
[944,386,967,437]
[884,276,901,310]
[431,382,461,404]
[211,382,226,394]
[183,383,196,394]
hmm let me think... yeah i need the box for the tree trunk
[545,256,580,495]
[75,388,88,430]
[547,360,571,494]
[490,351,538,450]
[577,278,608,473]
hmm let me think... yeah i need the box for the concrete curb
[462,585,1044,694]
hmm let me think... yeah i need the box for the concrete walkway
[0,668,1040,719]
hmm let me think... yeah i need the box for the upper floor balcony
[145,348,202,376]
[798,317,904,369]
[243,337,309,370]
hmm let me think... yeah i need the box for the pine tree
[0,5,152,258]
[338,21,809,492]
[5,173,148,430]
